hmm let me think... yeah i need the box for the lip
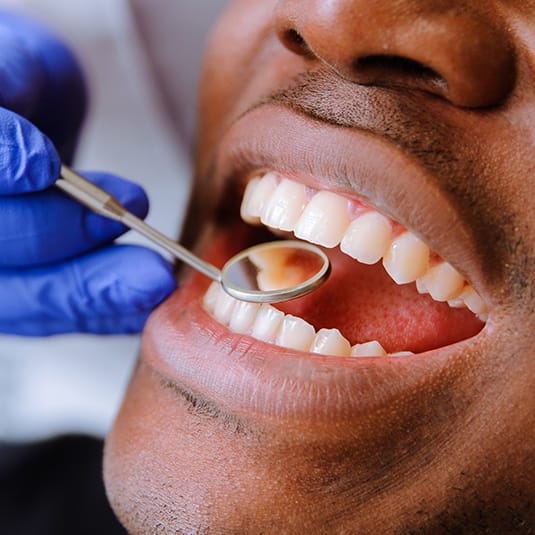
[143,269,488,424]
[143,102,491,423]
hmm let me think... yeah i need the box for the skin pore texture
[104,1,534,533]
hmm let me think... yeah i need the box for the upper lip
[211,103,488,300]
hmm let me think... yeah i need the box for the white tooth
[276,315,316,351]
[310,328,351,356]
[389,351,415,358]
[203,281,220,313]
[415,278,429,295]
[417,262,465,302]
[351,340,387,357]
[240,172,278,224]
[459,286,488,318]
[383,232,429,284]
[240,177,261,223]
[340,211,392,264]
[294,191,350,248]
[213,290,237,324]
[261,178,308,231]
[447,297,466,309]
[251,304,284,343]
[229,300,260,334]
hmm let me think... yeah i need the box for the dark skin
[104,1,534,533]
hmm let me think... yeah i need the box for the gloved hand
[0,11,176,335]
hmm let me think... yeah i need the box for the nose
[274,0,516,108]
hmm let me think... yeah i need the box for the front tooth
[389,351,415,358]
[276,315,316,351]
[383,232,429,284]
[203,281,220,312]
[340,211,392,264]
[310,328,351,356]
[261,179,308,231]
[251,304,284,343]
[240,177,261,223]
[229,300,260,334]
[294,191,350,247]
[240,172,278,223]
[351,340,387,357]
[213,290,237,324]
[417,262,465,302]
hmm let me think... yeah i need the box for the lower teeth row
[202,282,414,358]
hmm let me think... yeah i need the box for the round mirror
[221,240,330,303]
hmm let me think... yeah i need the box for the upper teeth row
[240,172,488,320]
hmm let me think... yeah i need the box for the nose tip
[274,0,516,108]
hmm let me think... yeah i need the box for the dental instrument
[56,166,330,304]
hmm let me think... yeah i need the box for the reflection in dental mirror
[221,241,331,303]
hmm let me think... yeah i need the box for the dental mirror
[56,166,331,304]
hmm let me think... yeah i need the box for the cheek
[198,1,277,157]
[104,366,224,531]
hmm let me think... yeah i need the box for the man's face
[105,1,534,532]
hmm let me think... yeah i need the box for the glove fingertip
[0,111,60,194]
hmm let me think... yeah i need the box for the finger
[0,245,176,336]
[0,109,60,194]
[0,171,149,267]
[0,10,87,161]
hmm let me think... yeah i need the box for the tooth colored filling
[204,172,487,357]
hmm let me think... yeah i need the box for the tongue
[276,247,483,354]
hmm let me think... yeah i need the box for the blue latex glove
[0,12,176,335]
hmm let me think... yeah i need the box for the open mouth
[201,169,486,358]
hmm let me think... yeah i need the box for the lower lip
[142,266,485,423]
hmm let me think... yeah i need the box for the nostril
[275,2,516,108]
[357,56,438,80]
[355,55,448,93]
[280,28,313,58]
